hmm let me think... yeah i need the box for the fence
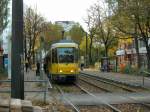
[0,79,52,103]
[141,71,150,85]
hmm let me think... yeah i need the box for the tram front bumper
[51,74,78,81]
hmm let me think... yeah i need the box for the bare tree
[24,7,47,64]
[85,5,97,64]
[107,0,150,70]
[94,3,117,57]
[0,0,9,35]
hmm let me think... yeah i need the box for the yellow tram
[45,39,79,82]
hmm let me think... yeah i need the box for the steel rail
[75,83,122,112]
[123,94,150,110]
[80,73,137,92]
[56,86,80,112]
[78,77,111,92]
[80,72,147,88]
[80,73,150,110]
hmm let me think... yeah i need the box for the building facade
[116,38,150,69]
[55,21,76,32]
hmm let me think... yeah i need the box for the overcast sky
[24,0,98,30]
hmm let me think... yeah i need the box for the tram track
[78,76,130,93]
[56,86,80,112]
[78,78,111,92]
[54,81,122,112]
[46,73,150,112]
[47,80,150,112]
[47,80,81,112]
[50,81,116,112]
[75,83,122,112]
[79,72,150,111]
[80,73,148,92]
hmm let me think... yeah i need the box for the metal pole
[85,32,88,67]
[11,0,24,99]
[62,30,65,39]
[40,46,42,80]
[40,36,44,80]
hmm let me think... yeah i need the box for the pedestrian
[103,62,107,72]
[80,56,84,71]
[81,63,84,71]
[25,60,29,72]
[36,61,40,76]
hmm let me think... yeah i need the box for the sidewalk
[24,69,50,102]
[81,69,150,89]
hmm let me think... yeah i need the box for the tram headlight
[59,70,63,73]
[70,70,74,73]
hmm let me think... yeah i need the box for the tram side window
[52,49,58,63]
[74,48,78,62]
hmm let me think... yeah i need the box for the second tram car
[45,39,79,82]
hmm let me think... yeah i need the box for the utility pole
[11,0,24,99]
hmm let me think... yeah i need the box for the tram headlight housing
[70,70,74,73]
[59,70,63,73]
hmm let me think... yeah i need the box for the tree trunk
[89,37,93,64]
[134,37,141,69]
[145,45,150,71]
[143,37,150,71]
[27,36,32,63]
[104,45,109,72]
[24,35,27,61]
[105,45,108,57]
[32,50,35,64]
[134,23,141,69]
[147,50,150,71]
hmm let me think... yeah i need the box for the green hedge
[121,64,138,75]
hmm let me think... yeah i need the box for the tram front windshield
[58,48,74,63]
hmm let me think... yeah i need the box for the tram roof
[51,39,78,49]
